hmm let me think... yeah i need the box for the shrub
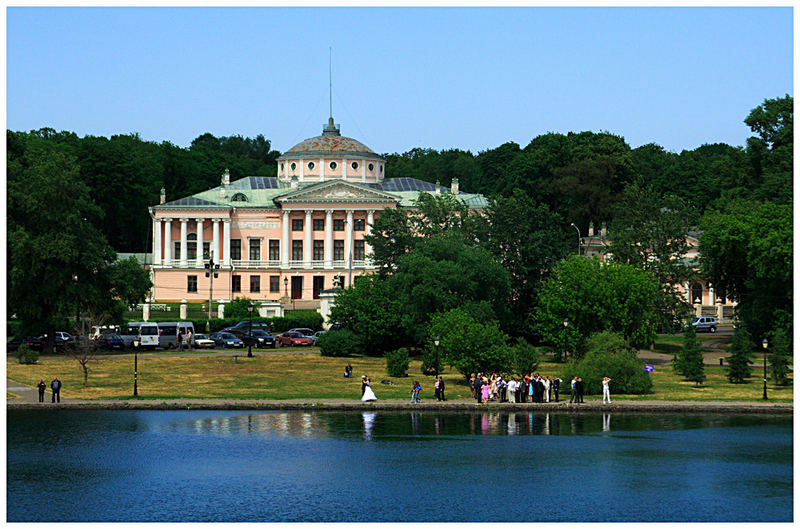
[7,320,22,339]
[386,348,410,377]
[558,331,653,395]
[318,329,361,357]
[17,344,39,365]
[428,308,511,378]
[725,327,753,383]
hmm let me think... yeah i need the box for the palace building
[148,117,487,310]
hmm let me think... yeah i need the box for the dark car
[276,332,313,347]
[211,331,244,348]
[96,333,125,351]
[242,329,276,348]
[7,336,43,353]
[232,321,271,332]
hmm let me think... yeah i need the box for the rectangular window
[334,240,344,261]
[230,239,241,261]
[313,218,325,231]
[333,219,345,231]
[354,240,365,260]
[203,242,210,260]
[313,276,325,299]
[354,218,365,231]
[269,275,280,293]
[187,275,197,293]
[292,240,303,261]
[174,242,181,260]
[292,219,304,231]
[268,239,280,261]
[250,275,260,293]
[313,240,324,260]
[249,239,261,261]
[232,275,241,293]
[187,242,197,260]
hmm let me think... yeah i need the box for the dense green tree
[725,327,754,383]
[508,339,539,378]
[8,141,117,351]
[428,308,510,379]
[483,189,571,334]
[675,323,705,385]
[744,95,793,204]
[609,183,696,329]
[534,256,659,357]
[769,327,792,386]
[699,200,792,343]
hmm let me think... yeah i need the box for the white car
[192,334,216,349]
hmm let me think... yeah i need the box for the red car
[276,332,313,347]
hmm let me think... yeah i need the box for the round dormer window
[290,162,296,171]
[351,161,358,170]
[308,161,315,170]
[329,161,338,170]
[368,163,374,171]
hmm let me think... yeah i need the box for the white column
[365,210,374,261]
[324,209,333,269]
[320,158,325,181]
[343,158,348,180]
[304,209,313,268]
[709,284,715,305]
[281,210,290,268]
[362,160,367,182]
[212,219,220,262]
[223,220,231,266]
[179,219,188,267]
[163,218,172,265]
[196,218,204,268]
[153,218,162,266]
[345,210,354,269]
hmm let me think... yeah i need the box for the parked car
[7,336,43,353]
[192,334,216,349]
[39,332,75,352]
[311,330,326,345]
[688,316,718,333]
[287,328,315,338]
[277,332,313,347]
[210,331,244,348]
[242,329,276,348]
[95,333,125,350]
[231,321,271,332]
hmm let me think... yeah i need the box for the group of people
[177,329,193,351]
[410,377,446,402]
[468,373,612,404]
[36,377,61,403]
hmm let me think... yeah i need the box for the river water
[7,409,792,522]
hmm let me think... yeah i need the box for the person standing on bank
[361,375,367,397]
[602,377,612,404]
[50,376,61,403]
[570,377,577,404]
[37,379,46,403]
[438,376,445,401]
[576,377,585,403]
[474,375,483,404]
[552,376,562,402]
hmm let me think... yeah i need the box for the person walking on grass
[37,379,46,403]
[602,377,612,404]
[411,381,421,403]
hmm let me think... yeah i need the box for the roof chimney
[222,169,230,186]
[450,178,459,194]
[588,221,594,237]
[600,222,607,237]
[290,174,299,190]
[159,187,166,205]
[435,180,441,196]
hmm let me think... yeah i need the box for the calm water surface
[7,410,792,522]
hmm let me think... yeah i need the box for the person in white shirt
[602,377,612,403]
[507,378,517,403]
[543,377,551,402]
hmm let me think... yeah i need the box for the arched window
[368,163,374,171]
[329,161,338,170]
[308,161,315,170]
[290,162,296,171]
[691,283,703,305]
[351,161,358,170]
[231,193,248,202]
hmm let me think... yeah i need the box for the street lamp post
[433,336,440,377]
[562,318,569,361]
[247,303,254,358]
[569,223,581,256]
[204,252,219,320]
[762,338,768,400]
[284,277,289,298]
[132,339,139,397]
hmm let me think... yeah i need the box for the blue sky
[7,7,793,155]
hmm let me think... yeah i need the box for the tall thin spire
[329,47,333,119]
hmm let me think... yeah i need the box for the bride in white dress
[361,377,377,401]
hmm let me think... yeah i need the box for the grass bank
[6,350,792,402]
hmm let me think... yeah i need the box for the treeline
[6,129,281,253]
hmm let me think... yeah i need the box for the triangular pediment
[275,180,400,204]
